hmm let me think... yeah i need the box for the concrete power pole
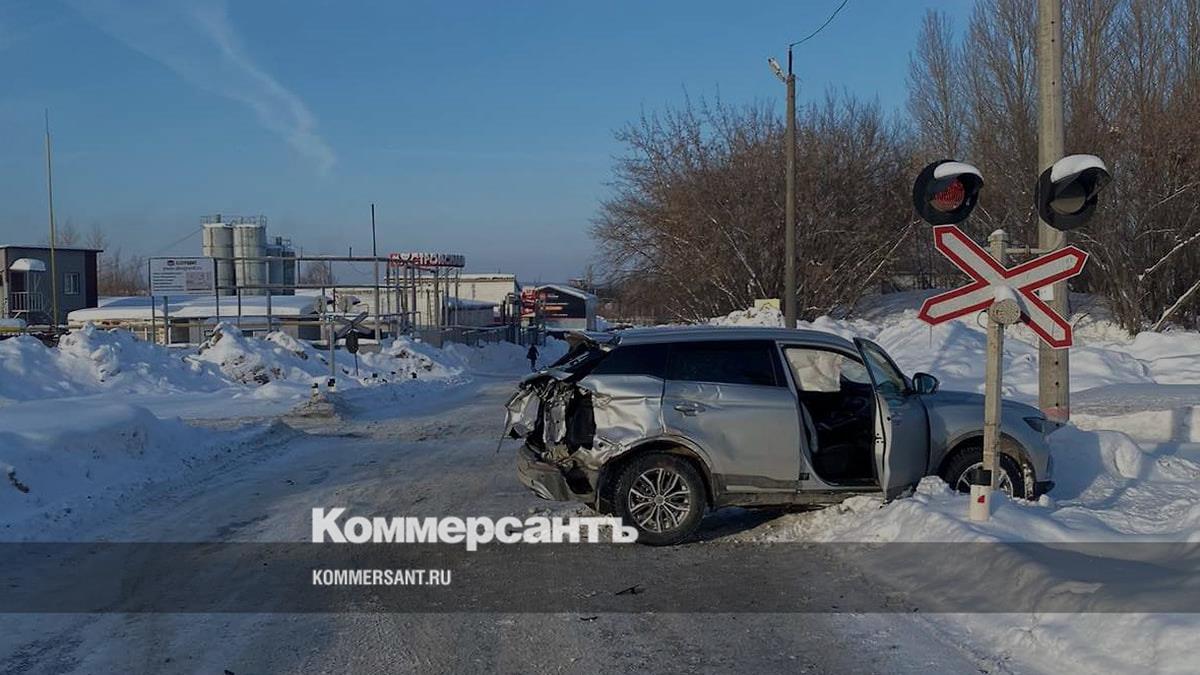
[1037,0,1069,422]
[784,48,797,329]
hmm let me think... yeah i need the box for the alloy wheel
[955,461,1015,495]
[626,467,692,533]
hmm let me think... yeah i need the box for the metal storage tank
[233,223,267,296]
[201,221,235,296]
[265,236,297,295]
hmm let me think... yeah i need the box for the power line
[150,227,202,255]
[789,0,850,48]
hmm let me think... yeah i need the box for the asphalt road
[0,377,1012,674]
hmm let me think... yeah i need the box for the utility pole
[784,47,797,329]
[769,0,848,328]
[44,110,60,332]
[1037,0,1069,422]
[769,50,798,328]
[371,203,381,343]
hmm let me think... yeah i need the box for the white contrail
[69,0,336,174]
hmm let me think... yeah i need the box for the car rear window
[665,340,781,387]
[590,343,669,378]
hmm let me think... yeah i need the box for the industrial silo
[233,221,267,296]
[201,218,235,296]
[265,236,297,295]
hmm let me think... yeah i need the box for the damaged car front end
[505,333,666,508]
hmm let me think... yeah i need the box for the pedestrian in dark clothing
[527,344,539,371]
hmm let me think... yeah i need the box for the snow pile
[0,326,230,402]
[749,428,1200,544]
[193,324,459,388]
[0,323,558,407]
[0,399,279,539]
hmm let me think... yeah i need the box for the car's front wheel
[613,453,706,546]
[941,443,1027,499]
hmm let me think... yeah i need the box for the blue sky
[0,0,971,282]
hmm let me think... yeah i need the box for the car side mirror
[912,372,939,395]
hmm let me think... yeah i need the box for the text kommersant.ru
[311,508,639,550]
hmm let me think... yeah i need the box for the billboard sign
[388,252,466,268]
[519,288,539,319]
[149,257,215,296]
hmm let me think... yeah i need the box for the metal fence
[412,324,542,348]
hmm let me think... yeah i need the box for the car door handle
[674,402,705,415]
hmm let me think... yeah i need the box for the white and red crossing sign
[917,225,1088,349]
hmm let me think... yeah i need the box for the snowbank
[0,323,560,407]
[192,325,461,388]
[0,326,230,402]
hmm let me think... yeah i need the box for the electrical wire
[150,227,202,255]
[789,0,850,47]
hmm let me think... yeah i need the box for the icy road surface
[0,376,994,675]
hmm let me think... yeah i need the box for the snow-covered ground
[713,293,1200,674]
[0,323,563,541]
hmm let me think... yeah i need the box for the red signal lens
[931,179,965,212]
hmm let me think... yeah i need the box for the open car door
[854,338,928,499]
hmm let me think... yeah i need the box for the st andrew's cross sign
[917,225,1088,349]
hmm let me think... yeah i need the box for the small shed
[531,284,598,332]
[0,245,101,325]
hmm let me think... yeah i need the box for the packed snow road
[0,375,994,675]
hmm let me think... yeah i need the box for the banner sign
[149,257,215,296]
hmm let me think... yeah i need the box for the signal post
[912,157,1109,520]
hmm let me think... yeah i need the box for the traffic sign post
[327,311,368,387]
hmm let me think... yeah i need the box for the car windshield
[857,340,908,397]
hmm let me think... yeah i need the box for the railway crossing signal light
[1037,154,1111,231]
[912,160,984,226]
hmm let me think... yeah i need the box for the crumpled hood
[923,389,1043,418]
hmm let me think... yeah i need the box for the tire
[613,453,706,546]
[941,443,1027,499]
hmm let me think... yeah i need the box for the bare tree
[593,95,912,322]
[908,10,965,157]
[300,261,336,286]
[905,0,1200,331]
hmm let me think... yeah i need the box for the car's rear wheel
[941,444,1027,499]
[613,453,705,546]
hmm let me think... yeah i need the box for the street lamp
[766,50,797,329]
[769,0,849,329]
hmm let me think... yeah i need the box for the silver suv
[505,327,1055,545]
